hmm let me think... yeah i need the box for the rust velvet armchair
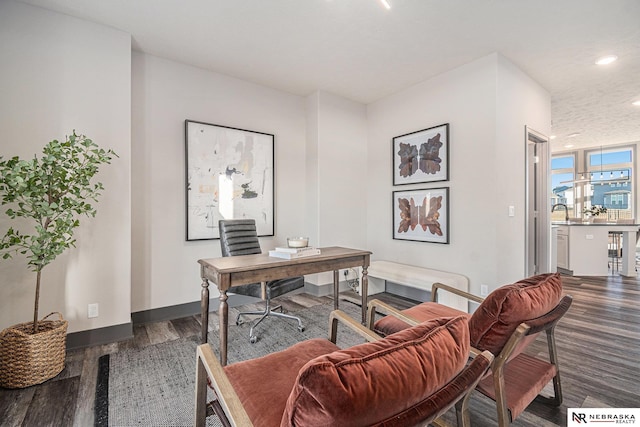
[367,272,572,427]
[195,310,493,427]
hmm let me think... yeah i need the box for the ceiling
[18,0,640,152]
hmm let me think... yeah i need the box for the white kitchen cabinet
[556,226,569,270]
[553,223,639,276]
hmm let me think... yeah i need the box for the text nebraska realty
[574,413,636,424]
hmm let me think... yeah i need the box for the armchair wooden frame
[195,308,493,427]
[367,283,573,427]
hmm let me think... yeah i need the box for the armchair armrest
[329,309,383,344]
[195,344,253,427]
[431,350,495,427]
[432,282,485,304]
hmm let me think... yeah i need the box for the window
[552,146,635,220]
[551,154,575,220]
[589,149,632,166]
[585,147,634,219]
[551,156,575,169]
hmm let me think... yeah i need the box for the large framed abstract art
[392,187,449,244]
[185,120,274,240]
[392,123,449,185]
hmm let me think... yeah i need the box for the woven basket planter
[0,312,68,389]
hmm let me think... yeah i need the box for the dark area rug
[95,299,366,426]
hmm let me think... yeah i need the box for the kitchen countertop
[551,221,640,226]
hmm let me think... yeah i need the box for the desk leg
[200,278,210,344]
[219,291,229,366]
[333,270,339,310]
[361,266,368,324]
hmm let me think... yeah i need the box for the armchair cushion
[469,273,563,355]
[373,302,468,336]
[224,338,341,427]
[476,353,558,419]
[281,316,470,427]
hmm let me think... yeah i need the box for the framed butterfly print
[392,123,449,185]
[393,187,449,244]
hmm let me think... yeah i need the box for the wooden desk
[197,246,371,365]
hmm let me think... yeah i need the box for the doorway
[525,126,550,276]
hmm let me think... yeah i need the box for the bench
[367,260,470,313]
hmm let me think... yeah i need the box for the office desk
[197,246,371,365]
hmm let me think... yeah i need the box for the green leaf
[0,132,117,274]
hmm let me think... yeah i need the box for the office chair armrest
[432,282,485,304]
[329,309,383,344]
[196,344,253,427]
[366,298,421,330]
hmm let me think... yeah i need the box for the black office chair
[218,219,305,343]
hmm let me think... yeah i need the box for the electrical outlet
[88,303,99,318]
[480,284,489,296]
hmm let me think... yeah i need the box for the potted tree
[0,131,116,388]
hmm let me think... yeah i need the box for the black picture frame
[392,123,449,185]
[392,187,449,244]
[185,120,274,240]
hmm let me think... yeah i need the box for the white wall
[305,94,320,249]
[495,55,552,283]
[0,1,131,333]
[131,52,307,312]
[367,53,550,294]
[304,92,368,285]
[0,3,552,333]
[315,92,368,250]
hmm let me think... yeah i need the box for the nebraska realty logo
[568,408,639,425]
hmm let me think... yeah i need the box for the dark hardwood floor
[0,274,638,426]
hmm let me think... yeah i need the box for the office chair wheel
[298,326,305,332]
[236,318,244,326]
[249,335,258,344]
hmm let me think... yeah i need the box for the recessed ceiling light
[595,55,618,65]
[567,132,581,138]
[379,0,391,9]
[633,100,640,106]
[549,135,556,140]
[564,144,574,148]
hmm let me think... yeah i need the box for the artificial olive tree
[0,132,116,333]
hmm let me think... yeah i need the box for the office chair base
[236,303,305,344]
